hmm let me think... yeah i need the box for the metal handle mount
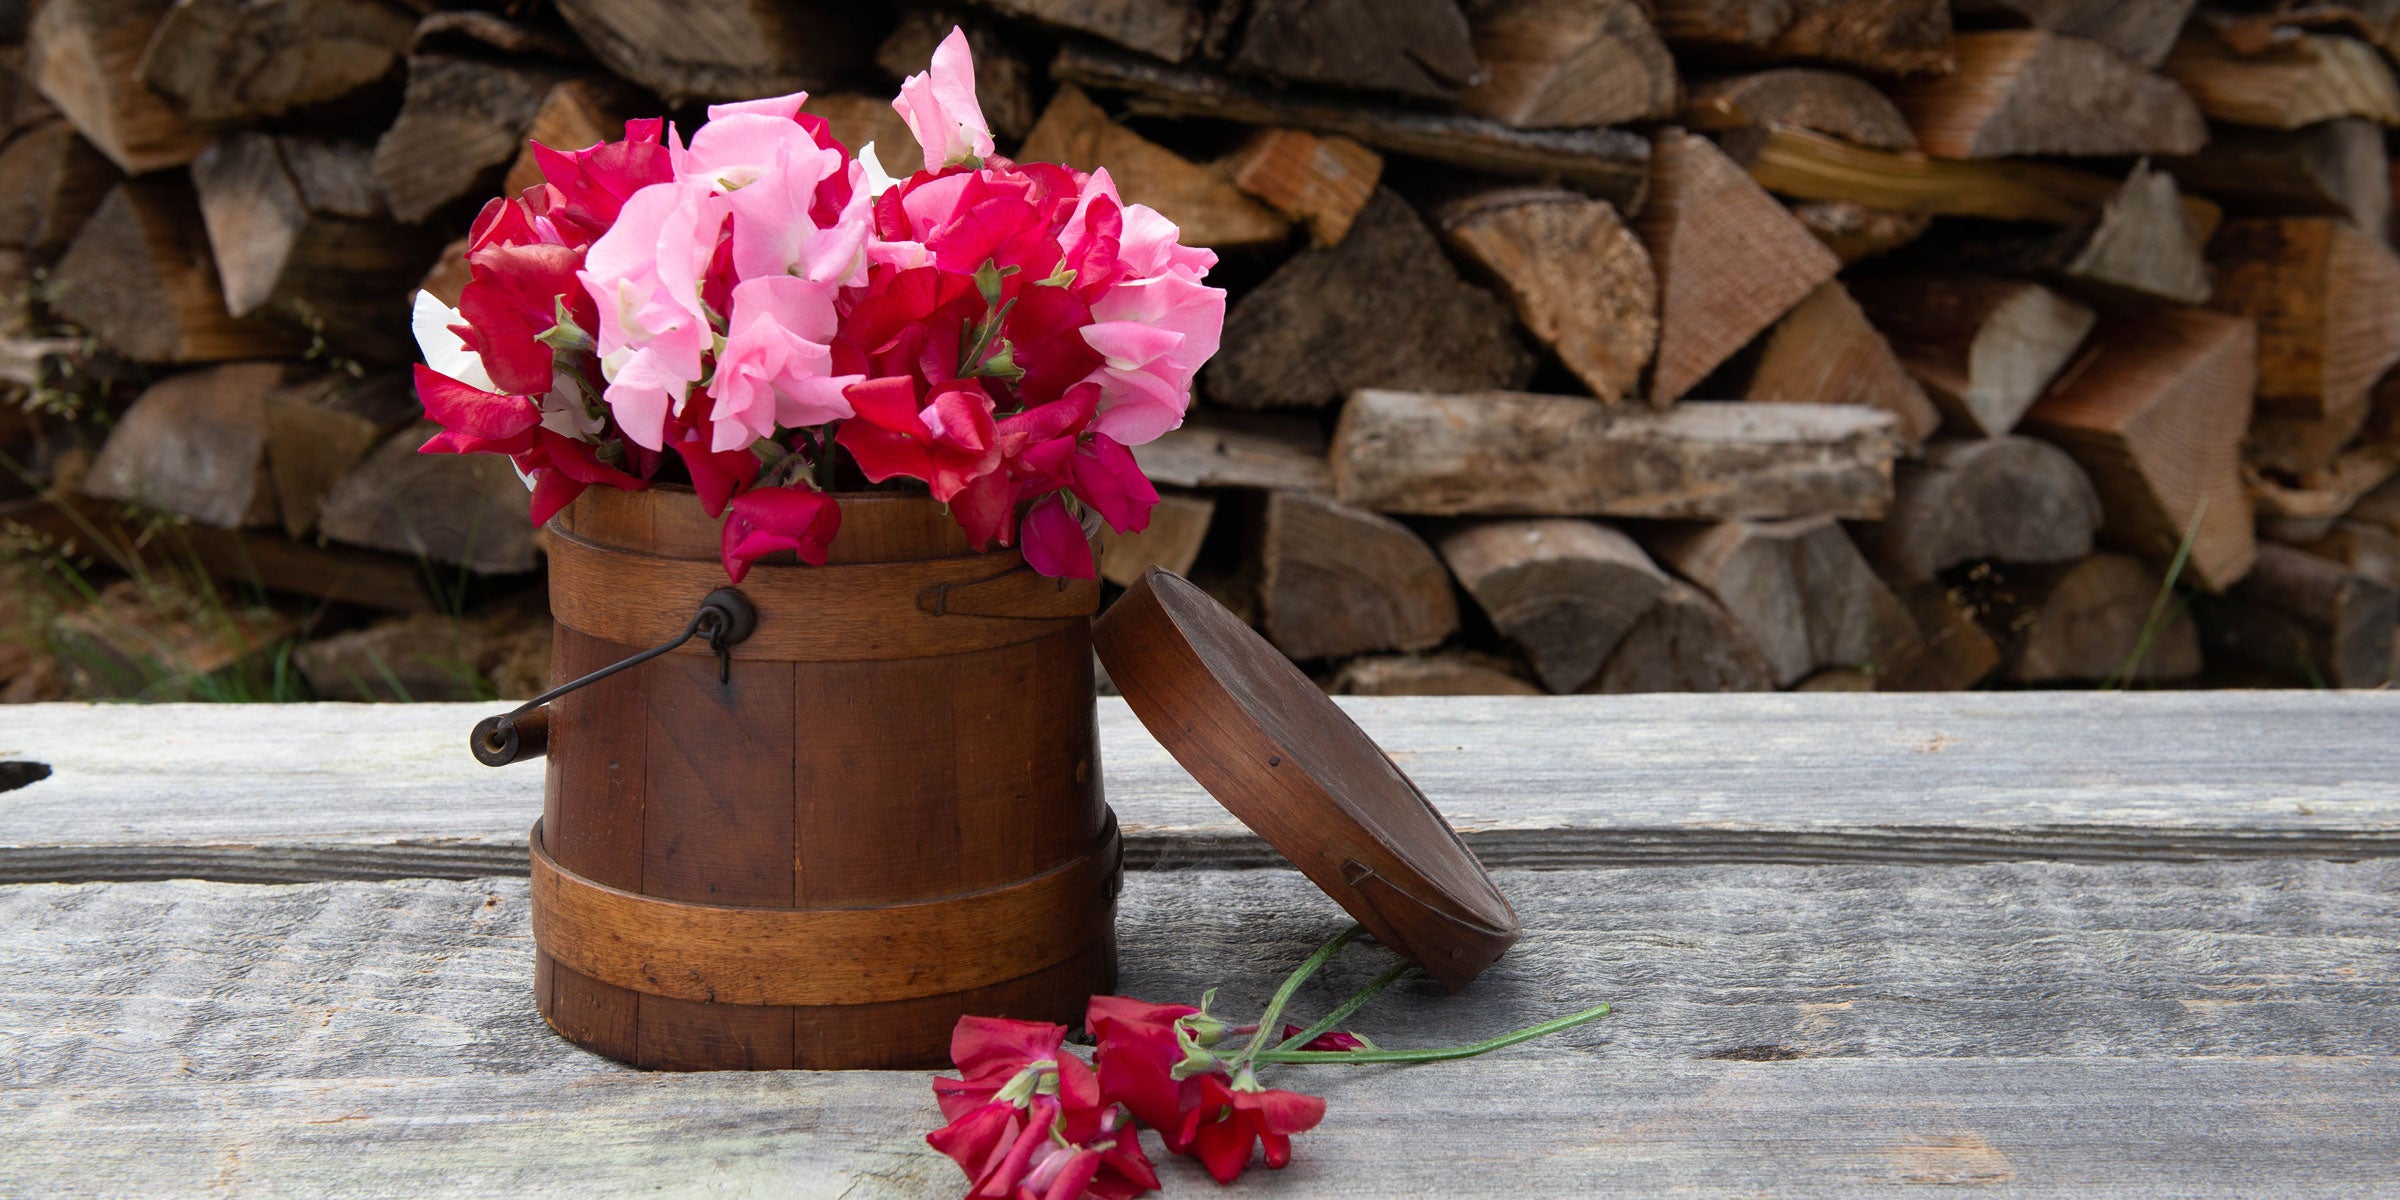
[470,588,758,767]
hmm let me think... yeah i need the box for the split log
[2252,447,2400,542]
[1952,0,2199,68]
[1205,190,1531,410]
[2002,553,2203,684]
[1327,653,1543,696]
[371,55,577,224]
[2289,519,2400,592]
[1456,0,1679,128]
[1226,0,1480,102]
[1891,31,2207,159]
[875,12,1035,143]
[2198,542,2398,687]
[1723,125,2223,230]
[1257,490,1458,661]
[1434,188,1656,404]
[2251,394,2376,476]
[1789,200,1930,262]
[82,362,298,528]
[1849,276,2096,437]
[2352,471,2400,537]
[548,0,871,106]
[1650,0,1954,76]
[500,77,645,201]
[49,579,299,698]
[2020,308,2258,592]
[1793,668,1876,691]
[1638,128,1840,404]
[417,236,470,309]
[801,93,921,184]
[296,603,549,702]
[1016,86,1288,251]
[0,119,118,257]
[260,371,418,539]
[1220,128,1382,246]
[2206,217,2400,420]
[194,133,440,363]
[1684,68,1918,150]
[1130,418,1330,493]
[2162,118,2389,235]
[976,0,1207,64]
[1051,43,1651,206]
[2163,30,2400,129]
[1096,492,1215,588]
[1583,580,1777,693]
[1436,518,1668,692]
[1646,516,1925,687]
[1743,281,1941,446]
[1853,436,2102,582]
[136,0,414,124]
[47,178,303,363]
[1333,390,1902,520]
[2041,160,2213,306]
[316,422,541,575]
[1881,583,2002,691]
[26,0,207,173]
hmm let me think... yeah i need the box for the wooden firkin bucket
[527,486,1117,1071]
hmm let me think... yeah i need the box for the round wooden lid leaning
[1094,568,1521,990]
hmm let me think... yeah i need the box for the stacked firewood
[5,0,2399,701]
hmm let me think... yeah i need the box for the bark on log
[1724,125,2224,230]
[1684,68,1918,150]
[1327,652,1543,696]
[2206,217,2400,421]
[1952,0,2199,68]
[0,119,118,258]
[1131,417,1331,493]
[1051,43,1651,205]
[371,55,577,224]
[1228,0,1480,102]
[1853,436,2103,582]
[1790,200,1930,262]
[1651,0,1955,76]
[315,422,541,575]
[1435,187,1656,405]
[875,11,1036,143]
[974,0,1207,64]
[1850,276,2097,438]
[2164,30,2400,129]
[2290,518,2400,593]
[548,0,871,106]
[1205,190,1532,410]
[2162,118,2389,235]
[1583,580,1778,693]
[82,362,298,528]
[1743,281,1941,447]
[2002,553,2204,684]
[2251,446,2400,543]
[1333,390,1901,520]
[1646,515,1925,687]
[1456,0,1679,128]
[136,0,414,124]
[1890,31,2209,159]
[47,178,303,363]
[2198,541,2398,687]
[2020,308,2259,592]
[1639,128,1840,404]
[1017,85,1288,251]
[2043,160,2214,306]
[1096,491,1215,588]
[1437,518,1668,692]
[26,0,207,173]
[1258,490,1458,661]
[1220,127,1382,246]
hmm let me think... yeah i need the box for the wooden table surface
[2,693,2395,1197]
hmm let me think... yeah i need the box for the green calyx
[995,1059,1060,1108]
[534,296,595,357]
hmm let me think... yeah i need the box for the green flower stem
[1276,960,1410,1052]
[1232,924,1364,1072]
[1251,1002,1611,1067]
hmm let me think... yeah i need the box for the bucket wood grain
[533,487,1117,1071]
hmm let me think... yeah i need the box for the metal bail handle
[470,588,758,767]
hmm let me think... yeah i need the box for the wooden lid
[1094,569,1520,990]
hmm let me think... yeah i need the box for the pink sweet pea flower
[709,276,859,452]
[719,484,841,582]
[580,180,727,450]
[894,27,995,171]
[1077,267,1223,446]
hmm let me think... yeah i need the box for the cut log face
[1890,31,2208,159]
[1646,515,1925,687]
[1651,0,1956,76]
[1790,199,1930,262]
[1638,128,1841,404]
[0,119,119,257]
[1457,0,1679,128]
[1205,190,1532,410]
[260,370,417,539]
[2046,160,2213,306]
[875,12,1035,143]
[1744,281,1942,446]
[1327,652,1543,696]
[1584,580,1778,693]
[1096,492,1216,588]
[2250,391,2376,476]
[1684,68,1918,150]
[1435,188,1657,404]
[2162,117,2390,236]
[1853,436,2103,582]
[316,422,541,575]
[2198,542,2399,687]
[1333,391,1903,520]
[2164,30,2400,129]
[27,0,208,173]
[1228,0,1481,101]
[2004,553,2203,684]
[371,54,577,225]
[1258,490,1458,661]
[1131,417,1331,493]
[1220,128,1382,246]
[47,178,304,363]
[1850,276,2097,438]
[548,0,871,106]
[2021,308,2259,592]
[1952,0,2200,69]
[1436,518,1669,692]
[979,0,1205,63]
[1882,582,2001,691]
[136,0,415,124]
[2207,217,2400,420]
[1725,124,2224,229]
[82,362,297,529]
[1016,85,1288,251]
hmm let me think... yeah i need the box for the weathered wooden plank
[3,694,2398,881]
[2,860,2394,1087]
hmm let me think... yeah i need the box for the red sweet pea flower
[1020,495,1093,580]
[837,376,1001,502]
[1087,996,1216,1153]
[523,428,643,527]
[718,484,841,583]
[457,240,589,397]
[927,1017,1155,1200]
[935,1016,1102,1125]
[1279,1025,1368,1052]
[530,117,675,246]
[414,365,541,456]
[1178,1071,1326,1185]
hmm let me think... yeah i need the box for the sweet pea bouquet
[409,30,1222,583]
